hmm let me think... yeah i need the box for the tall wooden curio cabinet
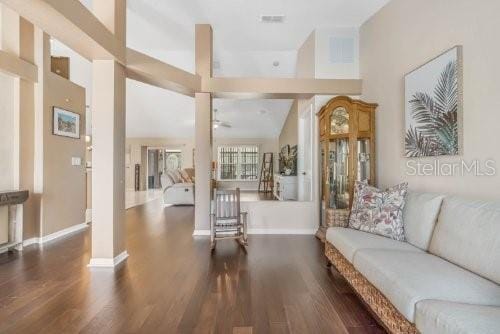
[316,96,377,241]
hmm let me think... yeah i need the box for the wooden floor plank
[0,199,384,333]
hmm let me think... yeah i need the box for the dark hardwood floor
[0,199,384,333]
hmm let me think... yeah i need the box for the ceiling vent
[260,15,285,23]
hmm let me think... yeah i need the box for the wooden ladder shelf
[258,152,274,193]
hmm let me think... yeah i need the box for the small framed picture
[53,107,80,139]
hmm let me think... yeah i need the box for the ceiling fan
[213,109,231,129]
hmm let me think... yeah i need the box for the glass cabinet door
[328,139,350,209]
[357,139,371,182]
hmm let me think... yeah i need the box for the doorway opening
[147,148,183,190]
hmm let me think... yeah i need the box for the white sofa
[326,192,500,334]
[160,171,194,205]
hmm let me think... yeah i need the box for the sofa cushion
[415,300,500,334]
[326,227,423,263]
[349,182,408,241]
[160,174,174,189]
[167,170,182,183]
[179,169,192,183]
[429,196,500,284]
[352,250,500,322]
[403,192,444,250]
[171,182,194,188]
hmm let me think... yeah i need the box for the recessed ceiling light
[273,61,280,67]
[260,15,285,23]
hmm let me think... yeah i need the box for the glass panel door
[328,139,350,209]
[357,139,371,182]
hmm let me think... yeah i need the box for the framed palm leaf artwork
[404,46,463,157]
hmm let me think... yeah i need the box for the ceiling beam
[0,49,37,82]
[126,48,200,97]
[0,2,363,99]
[0,0,126,63]
[204,77,363,99]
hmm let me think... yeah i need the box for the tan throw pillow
[168,170,182,183]
[179,169,192,183]
[349,181,408,241]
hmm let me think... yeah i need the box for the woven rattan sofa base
[325,241,418,334]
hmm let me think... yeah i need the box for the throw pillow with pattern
[349,181,408,241]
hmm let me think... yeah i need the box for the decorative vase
[284,168,292,176]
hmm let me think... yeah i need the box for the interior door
[298,103,313,201]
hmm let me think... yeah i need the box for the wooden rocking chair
[210,188,248,250]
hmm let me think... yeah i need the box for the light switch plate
[71,157,82,166]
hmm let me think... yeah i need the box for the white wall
[315,27,359,79]
[360,0,500,200]
[0,72,15,191]
[213,137,279,191]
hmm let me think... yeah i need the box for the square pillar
[89,60,127,267]
[194,24,213,234]
[89,0,127,267]
[194,93,212,233]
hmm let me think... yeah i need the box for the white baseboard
[22,237,40,247]
[192,228,316,236]
[248,228,316,235]
[88,251,129,268]
[192,229,210,236]
[22,222,89,247]
[85,209,92,223]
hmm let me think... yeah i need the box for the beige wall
[1,15,85,240]
[279,31,315,151]
[278,100,298,149]
[360,0,500,199]
[41,72,86,236]
[297,32,315,79]
[213,137,279,191]
[0,72,15,191]
[31,30,87,238]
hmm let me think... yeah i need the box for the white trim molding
[192,229,211,236]
[248,228,316,235]
[85,209,92,223]
[88,251,129,268]
[192,228,316,236]
[22,222,89,247]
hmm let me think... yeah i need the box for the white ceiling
[126,0,389,52]
[212,99,293,138]
[73,0,389,139]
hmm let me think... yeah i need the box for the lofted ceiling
[126,0,389,52]
[75,0,389,139]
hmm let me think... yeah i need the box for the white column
[89,0,127,267]
[194,93,212,233]
[194,24,213,233]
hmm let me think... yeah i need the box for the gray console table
[0,190,29,252]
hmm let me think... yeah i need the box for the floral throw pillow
[349,181,408,241]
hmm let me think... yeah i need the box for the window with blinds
[218,146,259,181]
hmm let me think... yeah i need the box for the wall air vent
[260,15,285,23]
[329,37,355,64]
